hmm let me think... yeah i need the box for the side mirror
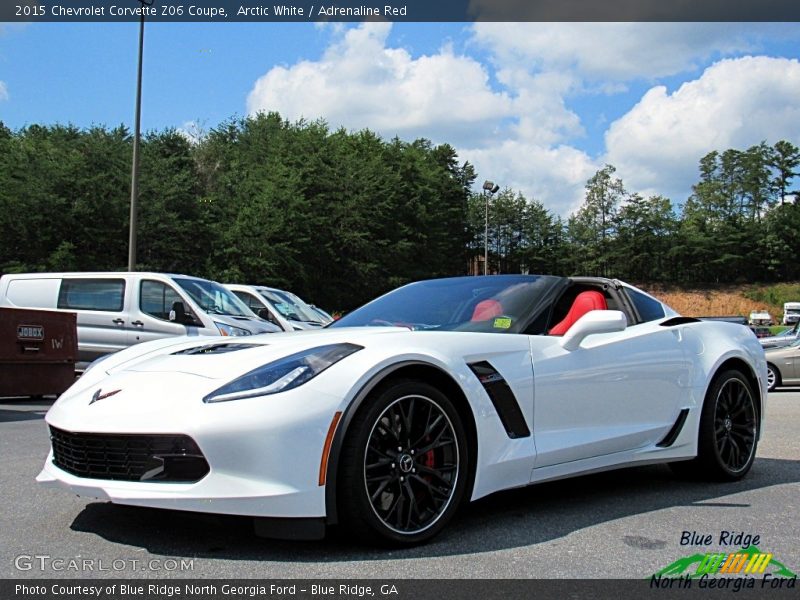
[169,301,195,326]
[560,310,627,351]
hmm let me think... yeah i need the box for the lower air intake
[49,426,209,483]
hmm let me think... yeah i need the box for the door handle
[131,320,144,327]
[112,318,125,325]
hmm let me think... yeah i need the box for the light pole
[482,180,500,275]
[128,0,152,271]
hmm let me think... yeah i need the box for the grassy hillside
[642,283,800,321]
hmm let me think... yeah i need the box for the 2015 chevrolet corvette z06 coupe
[38,275,767,545]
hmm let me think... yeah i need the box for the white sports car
[38,275,767,545]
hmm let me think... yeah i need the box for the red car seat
[548,291,607,336]
[471,299,503,322]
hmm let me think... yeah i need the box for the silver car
[224,284,327,331]
[760,323,799,350]
[765,337,800,391]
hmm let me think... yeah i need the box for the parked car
[224,284,321,332]
[765,338,800,391]
[0,272,280,369]
[759,322,800,350]
[309,304,335,324]
[750,326,772,339]
[749,311,773,326]
[259,286,329,326]
[38,275,766,545]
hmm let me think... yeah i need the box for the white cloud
[471,23,761,81]
[247,22,514,147]
[0,81,8,102]
[605,56,800,203]
[245,23,800,217]
[462,141,598,215]
[245,22,604,214]
[497,67,584,146]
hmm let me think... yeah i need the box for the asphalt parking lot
[2,391,798,580]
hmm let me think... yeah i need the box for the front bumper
[36,456,325,517]
[38,373,343,518]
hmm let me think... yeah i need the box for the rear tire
[670,370,758,481]
[337,380,469,546]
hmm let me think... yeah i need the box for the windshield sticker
[493,317,512,329]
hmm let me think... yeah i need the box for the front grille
[50,427,209,483]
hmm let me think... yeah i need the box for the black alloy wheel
[671,370,758,481]
[338,380,469,545]
[711,374,758,474]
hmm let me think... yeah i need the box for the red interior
[471,299,503,322]
[548,291,607,336]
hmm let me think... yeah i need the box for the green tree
[770,140,800,205]
[613,194,677,282]
[568,165,625,276]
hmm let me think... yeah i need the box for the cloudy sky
[1,22,799,215]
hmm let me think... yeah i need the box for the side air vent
[657,408,690,447]
[173,343,263,356]
[468,361,530,439]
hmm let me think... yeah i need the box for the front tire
[767,363,780,392]
[337,380,469,545]
[672,370,758,481]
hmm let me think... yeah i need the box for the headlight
[215,322,251,337]
[203,343,363,403]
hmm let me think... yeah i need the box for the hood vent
[172,343,264,356]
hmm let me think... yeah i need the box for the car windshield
[311,306,333,322]
[174,278,254,317]
[260,289,321,323]
[330,275,564,333]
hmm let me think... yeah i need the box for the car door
[531,290,691,470]
[56,277,129,364]
[781,343,800,383]
[128,278,203,345]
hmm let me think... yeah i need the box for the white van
[224,284,325,332]
[0,272,280,369]
[783,302,800,325]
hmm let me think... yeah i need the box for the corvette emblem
[89,388,121,405]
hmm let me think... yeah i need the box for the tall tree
[770,140,800,204]
[568,165,625,276]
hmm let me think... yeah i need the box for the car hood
[760,335,797,349]
[212,313,281,334]
[118,328,391,379]
[64,327,410,393]
[289,319,325,330]
[47,327,414,429]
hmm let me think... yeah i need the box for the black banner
[2,0,800,23]
[3,579,799,600]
